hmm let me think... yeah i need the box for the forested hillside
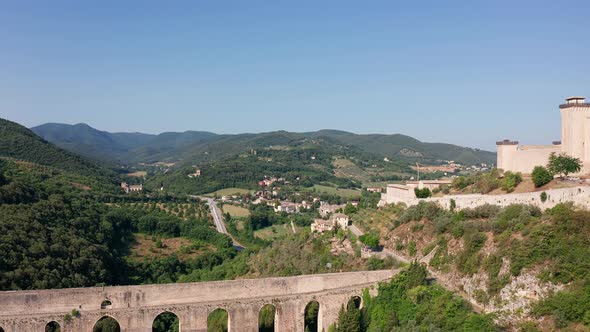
[144,149,362,195]
[0,118,115,180]
[32,122,495,166]
[352,201,590,330]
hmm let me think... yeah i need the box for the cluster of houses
[319,202,346,217]
[311,213,350,233]
[409,160,493,174]
[310,202,352,233]
[466,163,490,172]
[273,200,314,213]
[258,176,287,187]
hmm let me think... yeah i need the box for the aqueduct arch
[0,269,397,332]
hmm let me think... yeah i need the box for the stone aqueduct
[0,270,398,332]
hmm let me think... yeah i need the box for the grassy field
[254,224,298,241]
[127,171,147,177]
[204,188,252,197]
[332,157,372,182]
[312,184,362,198]
[222,204,251,218]
[127,234,213,261]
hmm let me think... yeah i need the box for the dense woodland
[144,151,361,195]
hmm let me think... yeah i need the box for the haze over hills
[31,122,496,166]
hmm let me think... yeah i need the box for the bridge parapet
[0,270,397,332]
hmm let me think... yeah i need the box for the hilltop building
[497,96,590,174]
[121,182,143,193]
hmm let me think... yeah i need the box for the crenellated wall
[496,144,560,174]
[0,270,397,332]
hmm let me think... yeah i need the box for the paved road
[206,198,228,234]
[201,197,245,250]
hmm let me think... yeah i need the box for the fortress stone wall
[0,270,397,332]
[380,185,590,210]
[497,96,590,174]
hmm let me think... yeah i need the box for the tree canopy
[547,152,582,178]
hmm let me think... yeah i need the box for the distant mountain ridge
[31,123,496,166]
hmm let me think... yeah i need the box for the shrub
[359,233,380,249]
[408,241,417,256]
[473,170,500,194]
[414,187,432,198]
[462,204,501,219]
[540,191,548,203]
[547,152,582,178]
[501,171,522,192]
[532,166,553,188]
[452,176,473,190]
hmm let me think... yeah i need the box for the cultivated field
[127,171,147,177]
[222,204,251,218]
[254,223,298,241]
[127,234,213,261]
[205,188,252,197]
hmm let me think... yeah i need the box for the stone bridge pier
[0,270,397,332]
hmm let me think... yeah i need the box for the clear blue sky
[1,0,589,151]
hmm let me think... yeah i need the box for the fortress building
[497,96,590,174]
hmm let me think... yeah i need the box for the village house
[319,202,346,218]
[300,200,313,210]
[366,187,383,193]
[121,182,143,193]
[311,219,333,233]
[311,213,350,233]
[274,202,299,213]
[259,177,278,187]
[332,213,350,229]
[187,168,201,178]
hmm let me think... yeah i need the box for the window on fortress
[45,321,61,332]
[259,304,277,332]
[153,312,179,332]
[101,300,112,309]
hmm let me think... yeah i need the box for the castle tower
[496,139,519,171]
[560,96,590,164]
